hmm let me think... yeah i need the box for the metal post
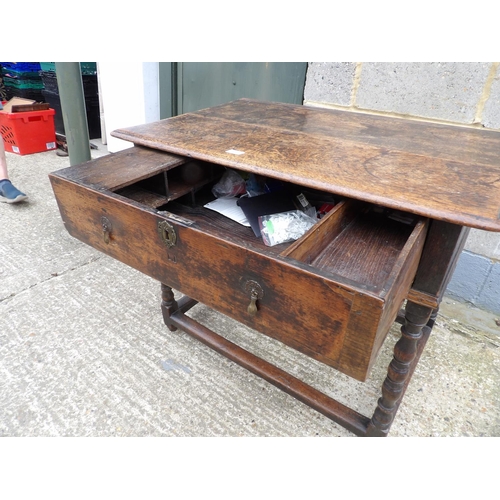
[55,62,91,165]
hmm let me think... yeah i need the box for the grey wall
[303,62,500,314]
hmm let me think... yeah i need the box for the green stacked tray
[1,62,44,101]
[40,62,97,75]
[3,77,44,89]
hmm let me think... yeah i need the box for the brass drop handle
[244,280,264,317]
[247,290,259,316]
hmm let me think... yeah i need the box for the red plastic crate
[0,104,57,155]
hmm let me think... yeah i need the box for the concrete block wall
[303,62,500,314]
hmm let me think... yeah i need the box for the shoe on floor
[0,179,28,204]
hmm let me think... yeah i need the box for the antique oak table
[49,99,500,436]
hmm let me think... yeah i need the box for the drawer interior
[114,161,423,292]
[310,211,414,288]
[114,160,338,256]
[282,200,418,291]
[116,160,226,208]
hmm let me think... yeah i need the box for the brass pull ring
[244,280,264,316]
[247,290,259,316]
[101,216,111,244]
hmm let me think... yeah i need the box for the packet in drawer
[259,210,317,246]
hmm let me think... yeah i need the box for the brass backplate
[244,279,264,300]
[158,220,177,248]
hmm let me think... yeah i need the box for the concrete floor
[1,141,499,437]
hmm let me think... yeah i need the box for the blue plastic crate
[0,62,41,72]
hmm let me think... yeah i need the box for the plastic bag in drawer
[259,210,317,246]
[211,169,246,198]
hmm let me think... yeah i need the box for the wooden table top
[111,98,500,232]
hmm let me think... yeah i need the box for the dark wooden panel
[410,220,470,301]
[54,145,185,191]
[371,219,429,367]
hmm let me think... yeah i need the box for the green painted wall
[159,62,307,118]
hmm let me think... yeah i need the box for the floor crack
[0,255,103,304]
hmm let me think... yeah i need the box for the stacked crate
[0,62,57,155]
[0,64,7,101]
[0,62,45,102]
[39,62,101,139]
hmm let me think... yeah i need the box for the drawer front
[51,176,387,380]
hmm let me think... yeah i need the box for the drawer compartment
[283,200,420,293]
[50,148,428,381]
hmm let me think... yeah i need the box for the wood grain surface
[111,99,500,232]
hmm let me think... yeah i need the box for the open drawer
[50,146,428,381]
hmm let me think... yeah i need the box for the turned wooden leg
[161,283,179,331]
[367,301,433,437]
